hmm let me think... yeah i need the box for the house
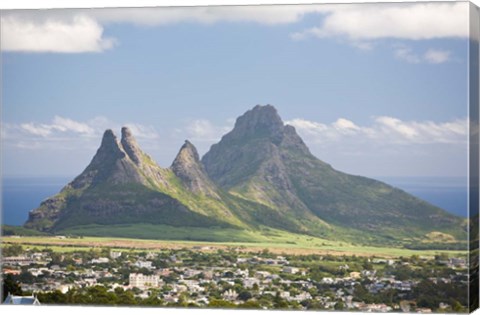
[3,293,41,305]
[58,284,75,294]
[3,256,35,266]
[181,280,204,292]
[201,270,214,279]
[3,268,21,275]
[135,260,153,269]
[90,257,109,264]
[255,271,271,279]
[282,266,300,274]
[321,277,334,284]
[392,281,412,291]
[338,264,350,271]
[243,278,260,288]
[110,251,122,259]
[235,269,249,278]
[290,292,312,302]
[449,258,467,268]
[156,268,172,277]
[183,268,202,278]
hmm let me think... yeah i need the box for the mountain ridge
[24,105,467,247]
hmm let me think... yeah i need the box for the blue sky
[0,3,471,178]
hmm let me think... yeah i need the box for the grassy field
[2,223,467,258]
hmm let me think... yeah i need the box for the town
[2,241,468,312]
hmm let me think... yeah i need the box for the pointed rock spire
[90,129,126,166]
[172,140,200,166]
[65,128,147,191]
[121,126,143,165]
[171,140,220,198]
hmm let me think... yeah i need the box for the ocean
[1,176,469,227]
[2,177,73,226]
[376,176,468,218]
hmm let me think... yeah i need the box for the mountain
[24,126,297,235]
[24,105,467,247]
[202,105,466,244]
[24,127,243,232]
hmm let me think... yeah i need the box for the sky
[0,2,472,178]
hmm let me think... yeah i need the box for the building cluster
[2,246,469,312]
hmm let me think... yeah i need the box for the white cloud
[424,49,451,64]
[91,5,328,26]
[19,115,95,137]
[375,116,419,139]
[19,123,53,137]
[393,45,452,64]
[333,118,360,132]
[287,116,467,145]
[52,116,95,134]
[292,2,468,42]
[1,3,469,54]
[394,46,421,64]
[6,116,160,147]
[1,6,324,53]
[1,14,116,53]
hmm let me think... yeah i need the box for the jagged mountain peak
[227,104,284,141]
[202,105,310,187]
[179,140,200,161]
[171,140,220,199]
[100,129,122,152]
[89,129,126,168]
[121,126,143,165]
[171,140,201,170]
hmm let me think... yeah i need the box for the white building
[110,251,122,259]
[243,277,260,288]
[135,260,153,269]
[282,266,300,274]
[90,257,109,264]
[3,293,40,305]
[129,273,160,289]
[255,271,271,279]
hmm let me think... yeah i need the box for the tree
[452,300,465,312]
[239,300,261,309]
[209,298,236,308]
[2,274,23,301]
[3,244,23,257]
[334,300,345,310]
[37,290,68,304]
[238,290,252,301]
[274,292,289,309]
[18,271,35,284]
